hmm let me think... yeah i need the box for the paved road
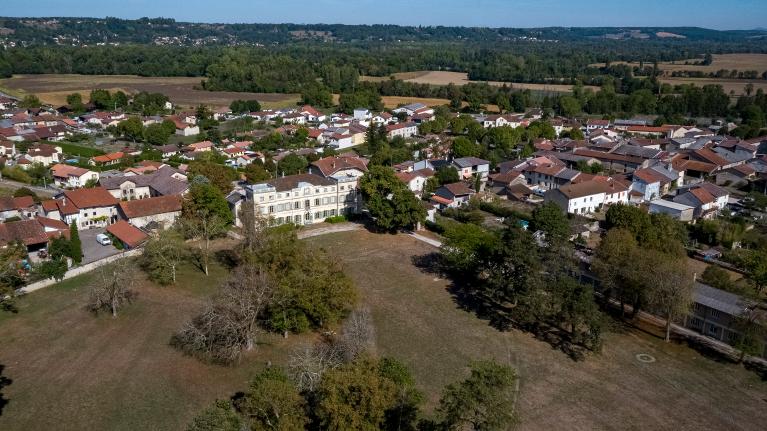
[79,228,122,264]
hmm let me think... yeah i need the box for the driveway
[79,227,121,264]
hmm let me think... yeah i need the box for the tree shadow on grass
[410,252,590,361]
[0,364,12,416]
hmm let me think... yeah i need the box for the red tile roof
[118,195,182,219]
[107,221,148,248]
[63,187,118,209]
[310,156,368,177]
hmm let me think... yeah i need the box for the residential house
[42,187,119,229]
[0,218,65,253]
[0,196,37,221]
[685,282,767,358]
[544,179,628,214]
[171,117,200,136]
[672,182,730,219]
[630,168,665,202]
[100,166,189,200]
[89,152,126,167]
[385,122,418,140]
[431,182,476,209]
[186,140,214,153]
[50,163,99,188]
[117,195,182,229]
[395,168,434,194]
[715,164,756,187]
[158,144,180,158]
[586,119,610,132]
[22,143,62,167]
[452,157,491,180]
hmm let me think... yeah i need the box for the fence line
[18,248,143,295]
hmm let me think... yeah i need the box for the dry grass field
[0,74,299,109]
[363,70,598,93]
[307,230,767,430]
[0,259,312,431]
[2,230,765,430]
[590,54,767,75]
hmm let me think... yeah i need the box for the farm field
[590,53,767,75]
[0,258,312,431]
[659,77,767,95]
[362,70,599,93]
[0,74,299,109]
[306,230,767,430]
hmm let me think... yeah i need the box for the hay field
[363,71,597,92]
[0,74,299,109]
[590,54,767,75]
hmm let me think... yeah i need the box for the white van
[96,234,112,246]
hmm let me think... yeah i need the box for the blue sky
[3,0,765,30]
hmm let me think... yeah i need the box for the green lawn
[305,230,767,430]
[56,141,106,158]
[0,259,311,431]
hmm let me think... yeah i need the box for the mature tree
[441,222,501,276]
[19,95,42,108]
[530,202,570,244]
[243,160,272,183]
[87,259,136,318]
[141,229,187,285]
[359,165,426,231]
[744,250,767,294]
[300,82,333,108]
[339,307,376,362]
[550,276,604,349]
[700,265,734,292]
[315,357,398,431]
[379,357,424,431]
[276,154,309,176]
[144,122,173,146]
[452,136,480,158]
[0,242,28,309]
[66,92,85,112]
[236,368,308,430]
[731,308,767,363]
[33,258,67,282]
[642,255,694,342]
[288,341,344,393]
[117,117,145,143]
[173,265,274,364]
[436,166,460,185]
[188,160,237,195]
[48,236,71,261]
[265,248,357,335]
[89,89,113,109]
[437,360,518,431]
[229,99,262,114]
[187,400,242,431]
[69,223,82,265]
[605,204,651,240]
[592,229,644,316]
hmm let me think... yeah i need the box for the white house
[41,187,119,229]
[395,168,434,194]
[50,164,99,188]
[453,157,491,180]
[544,180,628,215]
[648,199,695,222]
[385,122,418,139]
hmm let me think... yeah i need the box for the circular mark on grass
[636,353,656,363]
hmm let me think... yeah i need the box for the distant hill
[0,17,765,46]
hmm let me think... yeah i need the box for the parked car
[96,234,112,246]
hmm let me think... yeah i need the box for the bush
[325,215,347,224]
[424,220,445,234]
[2,167,32,184]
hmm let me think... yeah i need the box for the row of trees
[439,202,604,357]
